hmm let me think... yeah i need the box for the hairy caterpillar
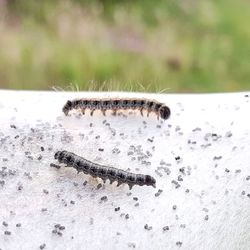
[54,150,156,189]
[62,98,171,120]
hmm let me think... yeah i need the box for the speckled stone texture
[0,90,249,250]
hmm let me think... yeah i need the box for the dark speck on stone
[37,155,42,161]
[50,163,61,169]
[176,241,182,247]
[17,183,23,191]
[100,196,108,202]
[4,231,11,235]
[225,131,232,137]
[192,127,201,132]
[175,126,181,132]
[213,156,222,160]
[144,224,152,230]
[178,175,183,181]
[40,243,46,250]
[128,242,136,248]
[179,167,185,174]
[115,207,120,212]
[175,156,181,161]
[57,231,62,236]
[172,180,181,189]
[2,221,8,227]
[59,226,65,230]
[52,229,61,236]
[155,189,163,197]
[147,137,154,143]
[16,223,21,227]
[163,226,169,232]
[43,189,49,194]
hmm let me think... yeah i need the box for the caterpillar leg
[117,181,123,187]
[81,109,86,115]
[102,110,106,116]
[140,109,144,116]
[90,109,95,116]
[112,110,117,116]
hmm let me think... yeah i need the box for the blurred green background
[0,0,249,92]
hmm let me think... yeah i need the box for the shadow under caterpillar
[54,150,156,189]
[62,98,170,120]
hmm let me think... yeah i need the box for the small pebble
[2,221,8,227]
[155,189,163,197]
[100,196,108,202]
[40,243,46,250]
[43,189,49,194]
[176,241,182,247]
[144,224,152,231]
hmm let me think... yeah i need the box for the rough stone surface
[0,90,249,250]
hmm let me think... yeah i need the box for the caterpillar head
[159,106,171,120]
[54,151,64,161]
[145,175,156,188]
[62,100,73,115]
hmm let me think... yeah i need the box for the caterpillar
[54,150,156,189]
[62,98,171,120]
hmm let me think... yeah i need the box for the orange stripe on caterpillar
[54,150,156,190]
[62,98,170,120]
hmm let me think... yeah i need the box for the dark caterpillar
[62,98,171,120]
[54,150,156,189]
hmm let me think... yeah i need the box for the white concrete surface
[0,90,249,250]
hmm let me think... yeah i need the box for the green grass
[0,0,249,92]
